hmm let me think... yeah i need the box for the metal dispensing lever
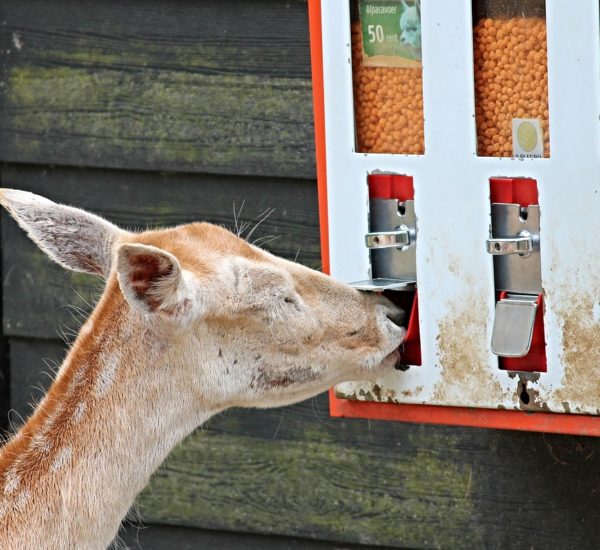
[490,294,539,357]
[487,203,541,357]
[351,198,417,292]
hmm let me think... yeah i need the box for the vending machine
[308,0,600,435]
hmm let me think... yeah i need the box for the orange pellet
[351,22,425,155]
[473,17,550,157]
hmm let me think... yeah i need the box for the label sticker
[359,0,422,68]
[512,118,544,158]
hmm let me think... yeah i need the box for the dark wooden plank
[1,165,320,339]
[0,226,7,433]
[118,523,390,550]
[0,345,7,433]
[7,338,67,427]
[8,337,600,549]
[139,426,600,549]
[0,0,315,178]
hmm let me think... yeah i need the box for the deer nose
[385,304,404,327]
[359,291,405,328]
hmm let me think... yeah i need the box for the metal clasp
[486,231,532,256]
[365,228,410,249]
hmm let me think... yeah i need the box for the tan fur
[0,189,405,549]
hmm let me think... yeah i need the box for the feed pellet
[473,17,550,157]
[351,22,425,155]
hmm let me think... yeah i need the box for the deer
[0,189,405,549]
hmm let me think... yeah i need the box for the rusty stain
[335,380,425,403]
[400,385,424,398]
[335,381,401,403]
[447,257,459,277]
[552,296,600,411]
[334,387,358,400]
[433,288,510,407]
[516,376,550,412]
[508,371,539,383]
[372,384,382,400]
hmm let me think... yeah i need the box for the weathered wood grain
[8,337,600,550]
[0,0,315,178]
[0,351,7,432]
[0,170,9,431]
[7,338,68,428]
[118,522,389,550]
[1,165,320,339]
[139,421,600,549]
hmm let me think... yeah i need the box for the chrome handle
[486,232,533,256]
[365,229,410,250]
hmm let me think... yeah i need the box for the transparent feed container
[472,0,550,158]
[351,0,425,155]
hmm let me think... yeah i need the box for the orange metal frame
[307,0,600,436]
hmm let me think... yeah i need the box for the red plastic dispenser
[351,174,421,368]
[488,178,546,372]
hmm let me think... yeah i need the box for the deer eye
[282,294,304,312]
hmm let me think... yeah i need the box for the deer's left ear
[116,243,193,316]
[0,188,126,277]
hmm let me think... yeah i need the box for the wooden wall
[2,1,600,548]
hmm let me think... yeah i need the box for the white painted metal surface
[322,1,600,414]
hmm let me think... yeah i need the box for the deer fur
[0,189,405,549]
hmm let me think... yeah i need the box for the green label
[359,0,422,67]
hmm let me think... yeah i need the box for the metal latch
[487,203,541,357]
[366,229,410,250]
[486,232,532,256]
[352,198,417,292]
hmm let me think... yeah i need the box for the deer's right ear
[0,188,125,277]
[116,243,193,316]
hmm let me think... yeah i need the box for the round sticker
[517,121,538,153]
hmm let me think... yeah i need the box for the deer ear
[116,243,192,315]
[0,188,124,277]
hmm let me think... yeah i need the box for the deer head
[1,189,406,412]
[0,188,407,548]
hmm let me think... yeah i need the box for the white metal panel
[322,0,600,414]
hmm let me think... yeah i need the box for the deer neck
[0,279,213,550]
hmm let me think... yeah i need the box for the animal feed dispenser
[308,0,600,435]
